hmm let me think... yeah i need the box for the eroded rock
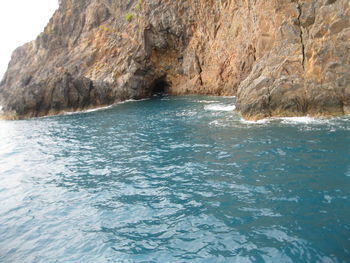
[0,0,349,120]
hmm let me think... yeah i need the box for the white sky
[0,0,59,79]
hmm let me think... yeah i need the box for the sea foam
[64,105,114,115]
[240,118,271,124]
[204,104,236,111]
[279,116,320,124]
[241,116,327,125]
[64,99,149,116]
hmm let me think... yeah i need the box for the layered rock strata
[0,0,349,120]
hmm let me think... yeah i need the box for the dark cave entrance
[150,77,169,96]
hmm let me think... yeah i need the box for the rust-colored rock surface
[0,0,349,120]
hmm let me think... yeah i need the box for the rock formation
[0,0,349,120]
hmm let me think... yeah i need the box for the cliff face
[0,0,349,120]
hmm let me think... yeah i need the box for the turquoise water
[0,96,349,263]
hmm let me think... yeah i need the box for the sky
[0,0,59,79]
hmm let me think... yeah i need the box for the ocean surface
[0,95,349,263]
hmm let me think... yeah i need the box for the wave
[194,100,220,104]
[204,104,236,111]
[118,98,150,104]
[240,118,271,124]
[64,105,114,115]
[241,116,328,125]
[63,98,149,116]
[279,116,321,124]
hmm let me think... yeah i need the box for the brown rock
[0,0,349,120]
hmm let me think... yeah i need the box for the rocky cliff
[0,0,349,120]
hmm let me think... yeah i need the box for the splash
[240,118,271,124]
[279,116,321,124]
[204,104,236,111]
[241,116,327,125]
[64,105,114,115]
[64,99,149,116]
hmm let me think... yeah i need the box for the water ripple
[0,96,349,262]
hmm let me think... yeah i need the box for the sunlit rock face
[0,0,349,120]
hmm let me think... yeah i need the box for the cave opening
[150,77,169,96]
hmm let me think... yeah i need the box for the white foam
[176,110,197,117]
[64,98,148,116]
[118,98,150,104]
[240,118,270,124]
[209,120,220,126]
[204,104,236,111]
[324,195,332,203]
[279,116,319,124]
[195,100,220,104]
[64,105,113,115]
[241,116,329,125]
[82,105,114,113]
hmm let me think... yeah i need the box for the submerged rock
[0,0,349,120]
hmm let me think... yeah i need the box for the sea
[0,95,349,263]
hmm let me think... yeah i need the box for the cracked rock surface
[0,0,349,120]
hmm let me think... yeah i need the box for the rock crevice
[297,2,306,70]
